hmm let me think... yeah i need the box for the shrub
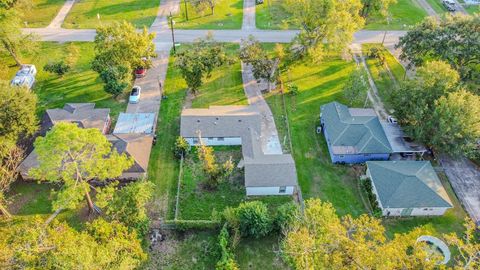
[43,61,71,76]
[99,65,130,96]
[235,201,272,238]
[174,136,190,159]
[361,178,382,217]
[216,224,240,270]
[274,202,300,232]
[367,46,386,65]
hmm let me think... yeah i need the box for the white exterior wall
[382,207,448,217]
[185,137,241,146]
[246,186,295,196]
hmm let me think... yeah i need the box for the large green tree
[396,14,480,83]
[360,0,396,19]
[390,61,479,156]
[175,35,229,94]
[285,0,364,61]
[0,217,146,269]
[0,0,36,66]
[30,122,134,213]
[0,81,37,219]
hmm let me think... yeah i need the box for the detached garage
[366,161,453,217]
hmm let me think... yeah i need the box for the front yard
[63,0,159,29]
[173,0,244,29]
[23,0,66,27]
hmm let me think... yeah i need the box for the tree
[99,65,130,96]
[43,61,71,76]
[240,36,280,92]
[29,122,134,213]
[360,0,396,19]
[100,181,155,237]
[285,0,364,61]
[234,201,272,238]
[0,0,37,66]
[192,0,217,15]
[430,90,480,156]
[0,81,37,218]
[282,199,441,269]
[274,202,299,232]
[175,35,230,95]
[443,218,480,269]
[396,14,480,82]
[343,66,370,106]
[174,136,190,159]
[0,217,146,269]
[197,142,220,188]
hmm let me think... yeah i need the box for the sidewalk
[46,0,76,29]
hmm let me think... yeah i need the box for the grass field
[257,0,427,30]
[365,0,428,30]
[173,0,243,29]
[362,44,406,113]
[465,4,480,14]
[425,0,448,14]
[63,0,159,29]
[23,0,66,27]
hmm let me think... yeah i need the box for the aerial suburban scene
[1,0,479,269]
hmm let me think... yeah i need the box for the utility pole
[184,0,189,21]
[381,13,391,46]
[169,12,176,53]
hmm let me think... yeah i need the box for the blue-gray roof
[367,161,453,209]
[321,102,392,154]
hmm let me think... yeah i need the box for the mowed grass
[362,43,406,113]
[63,0,159,29]
[425,0,448,14]
[256,0,297,29]
[365,0,428,30]
[173,0,243,29]
[267,55,368,217]
[0,42,126,118]
[465,4,480,15]
[191,44,248,108]
[23,0,66,27]
[256,0,427,30]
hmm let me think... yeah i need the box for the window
[218,137,225,141]
[279,186,287,193]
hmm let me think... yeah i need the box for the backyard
[63,0,159,29]
[23,0,66,27]
[256,0,427,30]
[173,0,244,29]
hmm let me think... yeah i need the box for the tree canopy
[396,14,480,84]
[286,0,364,61]
[360,0,396,19]
[30,122,134,213]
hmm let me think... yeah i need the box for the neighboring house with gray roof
[180,106,298,196]
[320,101,392,164]
[44,103,111,134]
[366,161,453,216]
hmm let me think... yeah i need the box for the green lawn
[173,0,243,29]
[362,43,406,113]
[425,0,448,14]
[257,0,427,30]
[23,0,66,28]
[1,42,126,118]
[62,0,159,29]
[365,0,428,30]
[256,0,296,30]
[465,4,480,14]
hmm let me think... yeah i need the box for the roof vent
[197,120,200,123]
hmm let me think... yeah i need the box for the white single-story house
[366,161,453,216]
[180,106,298,196]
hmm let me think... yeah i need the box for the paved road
[241,62,282,155]
[242,0,256,30]
[439,156,480,224]
[47,0,76,29]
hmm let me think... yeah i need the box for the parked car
[16,64,37,77]
[442,0,456,11]
[387,115,398,124]
[135,67,147,78]
[10,75,35,89]
[129,86,141,104]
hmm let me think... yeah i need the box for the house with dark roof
[180,106,298,196]
[366,161,453,216]
[107,134,153,179]
[43,103,111,134]
[320,102,392,164]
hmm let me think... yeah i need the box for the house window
[279,186,287,193]
[218,137,224,141]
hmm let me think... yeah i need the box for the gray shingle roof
[321,102,392,154]
[180,106,298,188]
[45,103,110,132]
[367,161,453,209]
